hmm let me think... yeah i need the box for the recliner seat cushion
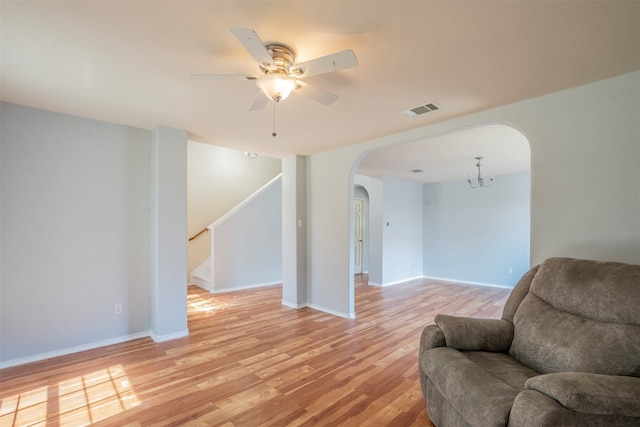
[421,347,538,427]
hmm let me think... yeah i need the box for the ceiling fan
[193,27,358,110]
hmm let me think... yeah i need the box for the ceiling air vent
[403,102,441,117]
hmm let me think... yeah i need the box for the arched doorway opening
[353,185,370,276]
[349,123,531,313]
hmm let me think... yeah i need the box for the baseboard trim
[423,275,513,289]
[369,275,512,289]
[0,331,152,369]
[188,276,212,291]
[282,301,308,309]
[371,276,424,288]
[150,329,189,343]
[211,281,281,294]
[307,303,354,319]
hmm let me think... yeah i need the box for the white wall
[423,173,531,287]
[1,102,153,363]
[1,103,189,366]
[212,177,282,292]
[150,126,188,341]
[308,151,358,317]
[379,176,424,285]
[187,142,281,274]
[282,156,307,308]
[308,71,640,317]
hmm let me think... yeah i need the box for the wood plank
[0,277,510,426]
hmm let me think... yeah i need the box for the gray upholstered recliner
[418,257,640,427]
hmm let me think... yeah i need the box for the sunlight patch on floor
[0,364,140,426]
[188,298,232,314]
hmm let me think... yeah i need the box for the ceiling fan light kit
[256,73,297,102]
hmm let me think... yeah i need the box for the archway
[350,123,531,312]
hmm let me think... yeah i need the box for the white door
[354,198,364,274]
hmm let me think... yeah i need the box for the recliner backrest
[508,257,640,376]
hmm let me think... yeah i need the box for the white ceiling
[2,1,639,181]
[357,124,530,184]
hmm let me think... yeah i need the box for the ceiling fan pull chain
[272,102,277,137]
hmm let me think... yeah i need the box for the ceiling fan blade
[249,91,269,111]
[295,81,339,106]
[191,73,257,80]
[230,27,276,70]
[290,49,358,78]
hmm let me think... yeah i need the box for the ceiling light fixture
[256,73,297,102]
[467,156,494,188]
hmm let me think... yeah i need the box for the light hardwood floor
[0,276,510,426]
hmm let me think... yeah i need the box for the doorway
[350,123,531,312]
[353,185,370,277]
[354,198,364,274]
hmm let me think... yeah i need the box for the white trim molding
[0,331,152,369]
[150,329,189,343]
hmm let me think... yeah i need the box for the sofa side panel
[425,377,472,427]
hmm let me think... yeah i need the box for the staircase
[189,258,212,290]
[188,174,282,293]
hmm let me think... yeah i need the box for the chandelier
[467,156,494,188]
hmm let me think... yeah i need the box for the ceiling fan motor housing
[260,43,296,74]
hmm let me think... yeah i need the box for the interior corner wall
[423,172,531,287]
[307,71,640,318]
[0,102,153,365]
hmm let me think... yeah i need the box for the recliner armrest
[525,372,640,417]
[419,324,446,356]
[435,314,513,352]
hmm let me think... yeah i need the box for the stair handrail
[188,228,208,242]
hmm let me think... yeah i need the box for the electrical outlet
[508,267,513,274]
[115,303,123,314]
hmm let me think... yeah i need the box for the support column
[282,156,307,308]
[150,126,188,341]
